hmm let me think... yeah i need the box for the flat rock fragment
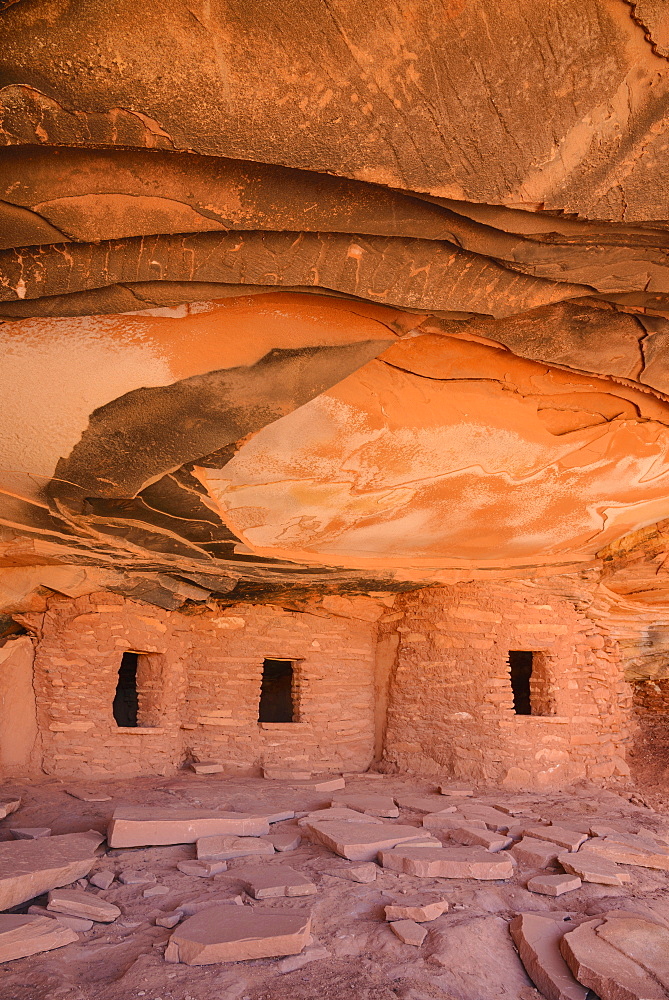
[330,793,398,818]
[511,837,561,868]
[390,919,427,946]
[0,915,78,962]
[385,896,449,921]
[196,835,275,860]
[10,828,51,840]
[89,870,115,890]
[299,807,384,827]
[190,761,224,774]
[438,785,475,797]
[118,869,156,885]
[0,798,21,819]
[47,887,121,922]
[264,832,301,852]
[557,851,631,886]
[0,830,104,910]
[293,776,345,792]
[307,821,436,861]
[324,863,377,883]
[522,826,588,852]
[177,860,227,877]
[526,874,582,897]
[107,806,269,847]
[560,917,666,1000]
[157,910,184,928]
[232,864,316,898]
[509,913,588,1000]
[448,825,512,852]
[394,794,457,815]
[379,845,515,879]
[165,905,311,964]
[583,835,669,871]
[422,812,486,832]
[596,915,669,989]
[27,905,94,932]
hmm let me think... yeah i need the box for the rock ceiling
[3,0,669,615]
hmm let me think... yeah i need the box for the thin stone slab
[307,821,437,861]
[522,826,589,852]
[448,825,512,852]
[143,884,170,897]
[299,807,384,827]
[509,913,588,1000]
[438,785,474,797]
[292,776,345,792]
[385,896,449,922]
[390,919,427,946]
[394,794,457,815]
[47,887,121,923]
[177,860,227,877]
[422,812,487,832]
[190,761,224,774]
[197,835,274,860]
[10,827,51,840]
[107,807,270,847]
[89,870,115,890]
[511,836,561,868]
[245,808,295,824]
[558,851,631,886]
[264,832,301,852]
[560,917,666,1000]
[0,830,104,911]
[459,805,513,831]
[324,863,377,883]
[157,910,184,928]
[0,915,77,962]
[583,835,669,871]
[165,905,311,964]
[232,864,316,898]
[596,915,669,989]
[330,793,399,818]
[118,869,156,884]
[526,874,582,897]
[27,904,94,932]
[0,798,22,819]
[379,845,515,879]
[65,788,112,803]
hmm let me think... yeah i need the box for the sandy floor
[0,771,667,1000]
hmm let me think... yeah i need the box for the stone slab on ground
[509,912,588,1000]
[292,776,345,792]
[522,826,589,852]
[157,910,183,928]
[263,832,301,852]
[0,830,104,911]
[558,851,631,886]
[177,860,227,877]
[394,794,457,815]
[299,807,384,827]
[190,761,224,774]
[245,808,295,824]
[330,793,399,818]
[385,896,449,922]
[324,862,377,883]
[448,825,512,852]
[118,870,156,885]
[27,905,94,933]
[422,812,487,832]
[65,788,112,803]
[10,827,50,840]
[231,864,317,898]
[390,919,427,946]
[458,805,513,831]
[165,904,311,964]
[526,874,582,897]
[89,870,115,890]
[597,914,669,989]
[438,785,474,797]
[307,821,437,861]
[511,836,561,868]
[379,845,515,879]
[583,835,669,871]
[196,835,275,860]
[560,916,666,1000]
[0,915,77,962]
[107,807,270,847]
[0,798,21,820]
[47,887,121,922]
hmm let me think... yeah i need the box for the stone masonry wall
[382,582,632,788]
[25,593,376,778]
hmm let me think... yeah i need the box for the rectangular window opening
[113,651,139,727]
[259,658,295,723]
[509,650,533,715]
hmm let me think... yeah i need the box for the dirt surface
[0,772,666,1000]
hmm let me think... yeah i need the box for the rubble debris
[306,821,437,861]
[526,874,582,897]
[0,831,104,910]
[389,919,427,946]
[231,864,317,898]
[47,887,121,922]
[165,905,311,964]
[107,806,269,847]
[196,835,275,860]
[0,915,77,962]
[509,912,588,1000]
[379,845,515,879]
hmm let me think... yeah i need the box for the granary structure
[1,0,669,795]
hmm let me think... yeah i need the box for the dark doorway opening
[113,651,139,727]
[509,650,533,715]
[259,659,295,723]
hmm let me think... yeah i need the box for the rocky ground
[0,771,667,1000]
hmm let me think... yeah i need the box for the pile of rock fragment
[0,776,666,999]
